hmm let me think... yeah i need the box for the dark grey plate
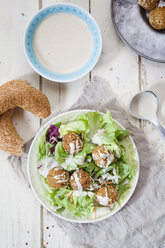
[111,0,165,63]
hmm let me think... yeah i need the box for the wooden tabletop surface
[0,0,165,247]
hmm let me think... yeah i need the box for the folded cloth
[8,77,165,248]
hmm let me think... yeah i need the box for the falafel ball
[70,169,91,190]
[138,0,159,10]
[95,185,119,206]
[149,7,165,30]
[47,167,69,189]
[62,133,83,154]
[92,145,115,168]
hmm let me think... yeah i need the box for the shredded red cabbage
[46,125,60,143]
[46,125,61,155]
[50,146,55,155]
[37,164,43,170]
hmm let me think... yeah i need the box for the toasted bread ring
[0,80,51,156]
[0,109,23,156]
[0,80,51,118]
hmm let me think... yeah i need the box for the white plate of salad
[27,109,139,223]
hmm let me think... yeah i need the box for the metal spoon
[129,90,165,138]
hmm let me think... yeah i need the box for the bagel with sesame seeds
[0,109,23,156]
[0,79,51,156]
[0,80,51,118]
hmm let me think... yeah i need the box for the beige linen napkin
[9,77,165,248]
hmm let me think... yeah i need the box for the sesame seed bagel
[0,80,51,118]
[0,109,23,156]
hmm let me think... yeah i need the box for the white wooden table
[0,0,165,247]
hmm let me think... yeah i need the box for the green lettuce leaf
[113,162,132,183]
[37,136,46,161]
[76,111,102,140]
[96,162,132,184]
[77,143,96,157]
[55,191,95,217]
[91,131,115,145]
[118,163,131,183]
[37,136,54,161]
[96,165,114,176]
[59,120,89,138]
[100,111,117,133]
[59,111,103,141]
[40,175,55,198]
[107,142,122,158]
[128,169,136,180]
[85,155,92,162]
[115,130,129,141]
[79,161,100,175]
[116,184,130,198]
[100,111,129,140]
[54,142,69,165]
[41,177,95,217]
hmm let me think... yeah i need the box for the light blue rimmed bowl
[24,3,102,82]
